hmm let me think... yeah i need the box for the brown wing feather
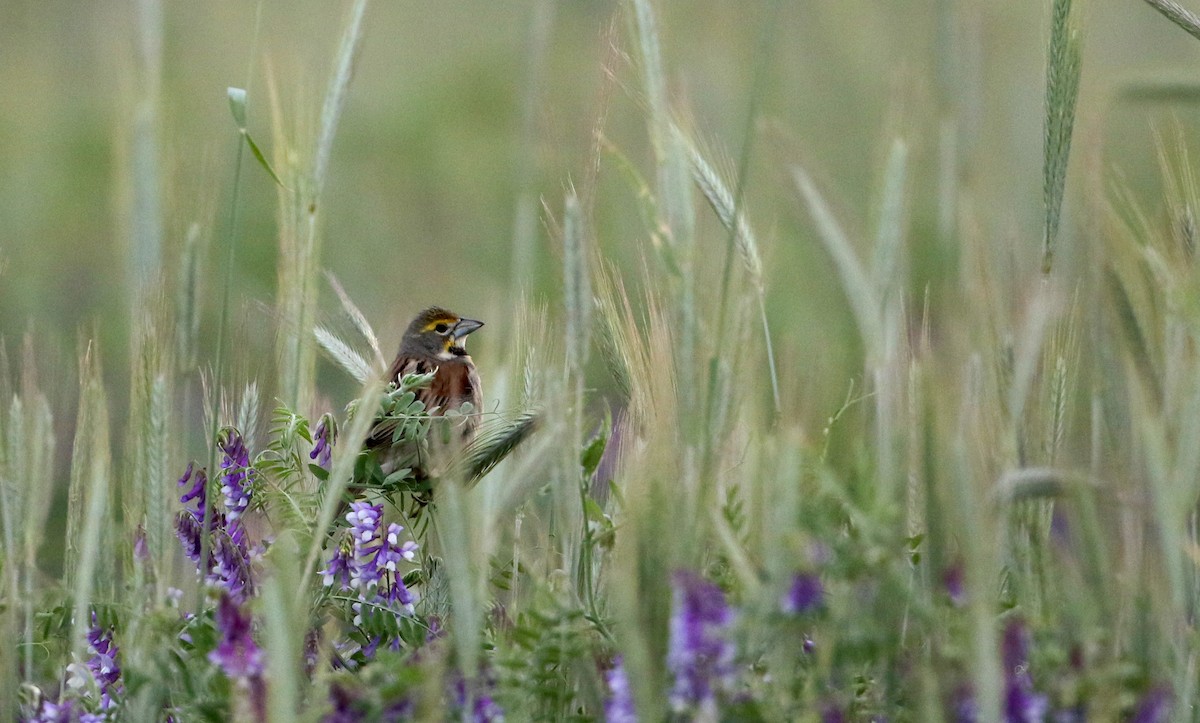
[368,353,482,458]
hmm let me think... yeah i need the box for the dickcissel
[367,306,484,480]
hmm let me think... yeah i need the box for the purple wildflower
[321,538,354,589]
[322,503,420,629]
[28,699,80,723]
[218,428,253,523]
[209,593,266,720]
[452,675,505,723]
[310,414,335,469]
[210,529,254,600]
[666,570,736,712]
[133,525,149,564]
[175,511,203,566]
[1131,686,1172,723]
[326,682,368,723]
[85,613,122,709]
[209,593,263,678]
[1002,619,1048,723]
[473,694,505,723]
[174,432,257,600]
[175,513,254,601]
[178,462,206,517]
[821,702,848,723]
[951,685,978,723]
[802,634,816,655]
[604,656,637,723]
[781,572,823,614]
[943,562,966,606]
[1005,682,1049,723]
[348,502,382,546]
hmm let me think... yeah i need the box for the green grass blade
[1041,0,1083,274]
[1141,0,1200,42]
[794,166,882,357]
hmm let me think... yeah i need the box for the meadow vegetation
[4,0,1200,720]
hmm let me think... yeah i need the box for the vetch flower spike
[667,570,737,713]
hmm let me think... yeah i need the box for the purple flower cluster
[1131,686,1172,723]
[1002,620,1048,723]
[604,656,637,723]
[452,674,505,723]
[218,428,254,523]
[27,699,85,723]
[174,430,256,600]
[310,414,335,469]
[209,593,266,720]
[24,614,123,722]
[322,502,419,626]
[85,614,123,711]
[666,570,736,713]
[781,571,824,615]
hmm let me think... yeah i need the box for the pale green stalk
[435,476,485,687]
[628,0,697,421]
[957,356,1002,723]
[202,89,251,586]
[175,223,203,371]
[675,125,780,414]
[1041,0,1082,274]
[1141,0,1200,41]
[278,0,370,413]
[9,357,55,697]
[0,367,13,714]
[263,535,303,722]
[794,166,883,358]
[127,320,174,598]
[872,139,909,506]
[509,0,554,292]
[130,0,163,305]
[70,354,112,660]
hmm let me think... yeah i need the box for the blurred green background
[0,0,1197,421]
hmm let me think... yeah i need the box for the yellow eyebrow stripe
[422,318,457,332]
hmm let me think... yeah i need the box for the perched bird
[367,306,484,480]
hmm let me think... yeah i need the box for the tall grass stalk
[872,139,909,506]
[1141,0,1200,41]
[199,86,253,594]
[275,0,370,414]
[1041,0,1082,274]
[957,356,1003,723]
[628,0,698,425]
[793,167,883,359]
[127,313,175,599]
[4,340,56,701]
[563,191,590,591]
[129,0,163,305]
[69,348,112,660]
[509,0,554,292]
[674,125,779,414]
[262,535,303,722]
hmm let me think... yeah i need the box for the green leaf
[383,468,412,486]
[584,497,606,523]
[244,131,286,189]
[580,433,608,478]
[308,463,329,481]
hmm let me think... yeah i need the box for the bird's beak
[452,318,484,339]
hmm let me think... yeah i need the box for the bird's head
[400,307,484,360]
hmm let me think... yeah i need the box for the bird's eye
[434,323,449,334]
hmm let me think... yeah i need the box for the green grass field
[3,0,1200,720]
